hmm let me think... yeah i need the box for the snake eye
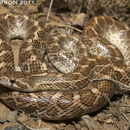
[10,79,15,84]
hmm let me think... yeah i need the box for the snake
[0,14,129,120]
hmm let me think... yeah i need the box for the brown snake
[0,14,129,120]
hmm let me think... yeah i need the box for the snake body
[0,14,129,120]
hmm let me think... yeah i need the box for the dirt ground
[0,0,130,130]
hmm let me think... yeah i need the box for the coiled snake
[0,14,129,120]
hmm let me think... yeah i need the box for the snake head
[0,76,32,92]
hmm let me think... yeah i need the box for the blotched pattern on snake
[0,14,129,120]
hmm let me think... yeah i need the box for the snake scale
[0,14,129,120]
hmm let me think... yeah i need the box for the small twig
[46,0,54,24]
[121,111,130,123]
[46,23,83,33]
[78,5,82,14]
